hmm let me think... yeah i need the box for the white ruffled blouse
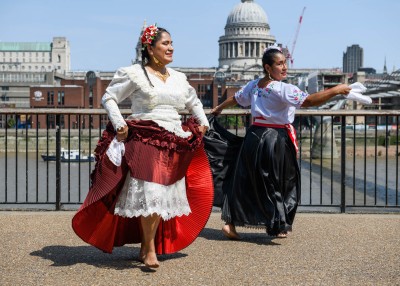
[101,64,209,220]
[102,64,209,137]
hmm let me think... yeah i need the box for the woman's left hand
[334,84,351,95]
[116,125,129,142]
[198,125,208,136]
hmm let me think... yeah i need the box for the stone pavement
[0,211,399,286]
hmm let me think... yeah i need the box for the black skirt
[203,116,244,207]
[204,118,300,236]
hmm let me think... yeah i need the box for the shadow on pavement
[30,245,187,271]
[199,227,281,246]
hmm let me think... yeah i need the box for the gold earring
[267,72,273,81]
[153,56,163,67]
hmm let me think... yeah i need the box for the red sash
[253,117,299,153]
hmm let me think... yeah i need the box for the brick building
[29,68,244,129]
[30,71,111,129]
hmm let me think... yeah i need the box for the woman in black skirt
[211,46,351,239]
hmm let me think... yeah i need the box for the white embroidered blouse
[234,79,309,125]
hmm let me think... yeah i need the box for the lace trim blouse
[101,64,209,138]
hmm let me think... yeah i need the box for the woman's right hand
[116,125,129,142]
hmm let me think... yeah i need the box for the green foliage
[378,135,399,146]
[7,118,16,128]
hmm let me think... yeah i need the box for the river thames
[0,152,398,211]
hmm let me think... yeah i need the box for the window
[0,86,10,101]
[60,115,65,129]
[47,114,55,129]
[57,91,65,106]
[197,84,213,108]
[47,91,54,105]
[1,93,9,102]
[100,115,108,129]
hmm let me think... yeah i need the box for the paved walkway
[0,211,399,286]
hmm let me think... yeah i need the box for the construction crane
[286,6,306,67]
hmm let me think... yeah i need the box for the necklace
[154,70,169,82]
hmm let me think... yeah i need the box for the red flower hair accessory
[141,24,158,49]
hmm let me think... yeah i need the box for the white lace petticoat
[114,174,191,221]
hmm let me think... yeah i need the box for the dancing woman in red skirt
[72,24,213,268]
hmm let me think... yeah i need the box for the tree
[7,117,16,128]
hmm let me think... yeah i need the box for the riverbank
[300,145,400,158]
[0,128,398,156]
[0,132,98,153]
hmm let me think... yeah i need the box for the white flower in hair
[263,45,282,54]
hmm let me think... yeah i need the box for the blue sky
[1,0,399,73]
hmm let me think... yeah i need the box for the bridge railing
[0,108,399,212]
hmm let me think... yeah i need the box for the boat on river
[41,149,95,162]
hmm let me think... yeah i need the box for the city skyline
[1,0,399,73]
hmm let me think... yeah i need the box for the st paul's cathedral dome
[218,0,276,70]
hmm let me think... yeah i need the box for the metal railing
[0,108,399,213]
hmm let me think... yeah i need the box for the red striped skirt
[72,118,214,254]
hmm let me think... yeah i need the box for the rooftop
[0,42,52,52]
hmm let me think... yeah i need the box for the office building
[343,44,363,73]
